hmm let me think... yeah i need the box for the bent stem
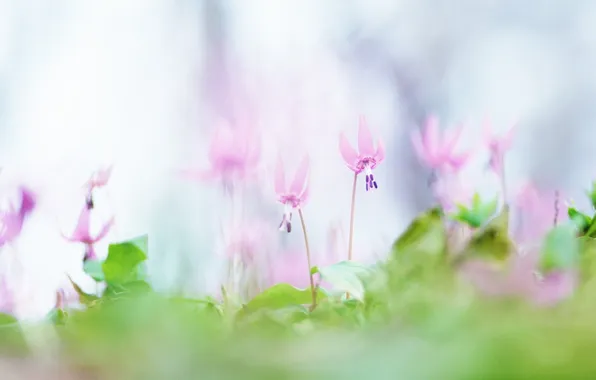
[297,208,317,311]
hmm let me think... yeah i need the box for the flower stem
[348,172,358,261]
[297,208,317,311]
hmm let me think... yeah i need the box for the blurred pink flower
[62,204,114,261]
[484,122,515,175]
[274,155,310,233]
[513,183,565,245]
[0,187,36,247]
[84,166,113,192]
[338,116,385,191]
[411,116,469,173]
[181,120,261,192]
[432,175,473,212]
[225,221,273,263]
[461,247,577,307]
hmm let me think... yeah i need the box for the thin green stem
[297,208,317,311]
[348,172,358,261]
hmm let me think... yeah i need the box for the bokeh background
[1,0,595,318]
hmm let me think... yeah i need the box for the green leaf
[67,276,100,306]
[452,193,498,228]
[102,237,148,286]
[316,261,374,301]
[83,260,105,282]
[392,207,446,260]
[47,309,68,325]
[568,207,591,233]
[459,206,513,263]
[241,283,325,315]
[587,181,596,210]
[539,223,580,272]
[104,281,152,300]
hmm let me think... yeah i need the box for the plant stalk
[298,208,317,311]
[348,172,358,261]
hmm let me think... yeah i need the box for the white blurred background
[1,0,595,318]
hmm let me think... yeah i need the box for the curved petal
[357,116,375,156]
[92,217,115,242]
[374,138,385,163]
[339,132,359,168]
[274,155,286,195]
[290,155,310,197]
[423,116,440,154]
[443,124,464,153]
[68,206,92,242]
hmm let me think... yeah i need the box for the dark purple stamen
[287,222,292,233]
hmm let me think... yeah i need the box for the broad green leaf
[392,207,446,260]
[83,260,105,282]
[102,238,147,285]
[241,283,325,315]
[104,281,152,300]
[129,234,148,255]
[315,261,374,301]
[47,309,68,325]
[540,223,579,272]
[459,206,512,263]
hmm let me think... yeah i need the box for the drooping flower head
[181,120,261,193]
[484,122,515,175]
[0,187,37,247]
[411,116,469,173]
[274,155,310,233]
[339,116,385,191]
[62,204,114,261]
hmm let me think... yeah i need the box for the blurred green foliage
[6,211,596,379]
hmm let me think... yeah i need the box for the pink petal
[532,271,577,306]
[374,138,385,163]
[443,124,464,153]
[357,116,376,156]
[208,122,235,164]
[339,132,359,169]
[67,206,92,242]
[423,116,440,154]
[290,155,310,197]
[92,217,115,242]
[87,166,113,189]
[274,155,286,195]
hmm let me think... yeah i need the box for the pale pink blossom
[0,187,36,247]
[274,155,310,233]
[339,116,385,191]
[62,204,114,261]
[461,247,577,307]
[484,122,515,175]
[513,183,565,245]
[411,116,469,173]
[181,120,260,192]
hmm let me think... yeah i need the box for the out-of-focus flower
[461,247,577,307]
[0,187,37,247]
[225,221,274,263]
[484,122,515,175]
[181,120,261,192]
[411,116,469,173]
[513,183,565,245]
[338,116,385,191]
[274,155,310,233]
[84,166,113,192]
[62,204,114,261]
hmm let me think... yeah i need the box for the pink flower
[62,204,114,261]
[461,247,577,307]
[181,121,260,192]
[513,183,565,245]
[224,221,273,263]
[484,122,515,175]
[274,155,310,233]
[0,187,36,247]
[84,166,113,192]
[339,116,385,191]
[411,116,469,173]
